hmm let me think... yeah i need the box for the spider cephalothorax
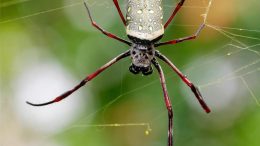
[129,43,155,75]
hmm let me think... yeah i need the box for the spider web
[0,0,259,146]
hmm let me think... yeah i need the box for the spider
[27,1,211,146]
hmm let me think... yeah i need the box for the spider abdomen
[126,0,164,41]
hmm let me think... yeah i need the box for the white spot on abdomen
[138,25,143,30]
[137,9,143,14]
[148,9,154,14]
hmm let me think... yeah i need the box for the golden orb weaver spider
[27,1,211,146]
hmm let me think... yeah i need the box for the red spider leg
[155,24,205,47]
[164,0,186,29]
[152,59,173,146]
[84,2,131,46]
[113,0,126,26]
[26,51,130,106]
[155,51,211,113]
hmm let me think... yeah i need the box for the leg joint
[167,106,173,118]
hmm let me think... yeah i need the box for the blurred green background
[1,0,260,146]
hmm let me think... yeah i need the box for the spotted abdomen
[126,0,164,41]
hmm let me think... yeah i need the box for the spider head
[129,43,155,75]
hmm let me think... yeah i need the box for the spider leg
[84,2,131,46]
[164,0,186,29]
[113,0,126,26]
[155,51,211,113]
[26,51,130,106]
[152,59,173,146]
[155,24,205,47]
